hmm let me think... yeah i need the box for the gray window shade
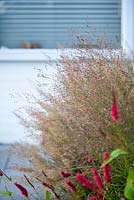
[0,0,121,48]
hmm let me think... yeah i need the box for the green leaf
[124,169,134,200]
[101,149,128,167]
[0,190,12,196]
[44,189,51,200]
[124,186,134,200]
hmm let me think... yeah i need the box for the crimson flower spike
[75,172,96,192]
[103,152,111,182]
[91,167,104,190]
[111,93,119,121]
[14,182,28,197]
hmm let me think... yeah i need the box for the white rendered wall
[122,0,134,54]
[0,61,56,144]
[0,49,61,144]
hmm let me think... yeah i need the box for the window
[0,0,121,49]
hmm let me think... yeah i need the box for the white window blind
[0,0,121,48]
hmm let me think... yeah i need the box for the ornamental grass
[13,39,134,199]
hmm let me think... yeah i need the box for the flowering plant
[1,33,134,200]
[59,148,129,200]
[1,93,134,199]
[0,148,132,200]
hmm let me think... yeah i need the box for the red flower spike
[91,167,104,190]
[75,172,96,191]
[103,152,111,182]
[88,196,97,200]
[14,182,28,197]
[111,94,119,121]
[65,179,76,192]
[103,165,110,182]
[103,152,109,160]
[60,170,71,178]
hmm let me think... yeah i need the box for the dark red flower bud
[0,169,3,176]
[14,182,28,197]
[60,170,71,178]
[42,182,53,190]
[65,179,76,192]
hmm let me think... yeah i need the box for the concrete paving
[0,144,24,199]
[0,144,38,200]
[0,144,11,171]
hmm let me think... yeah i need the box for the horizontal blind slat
[0,0,121,48]
[4,0,119,3]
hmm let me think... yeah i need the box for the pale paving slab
[0,144,42,200]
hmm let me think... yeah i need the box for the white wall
[0,61,56,144]
[0,49,60,144]
[122,0,134,54]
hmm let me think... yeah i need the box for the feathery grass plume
[15,36,134,199]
